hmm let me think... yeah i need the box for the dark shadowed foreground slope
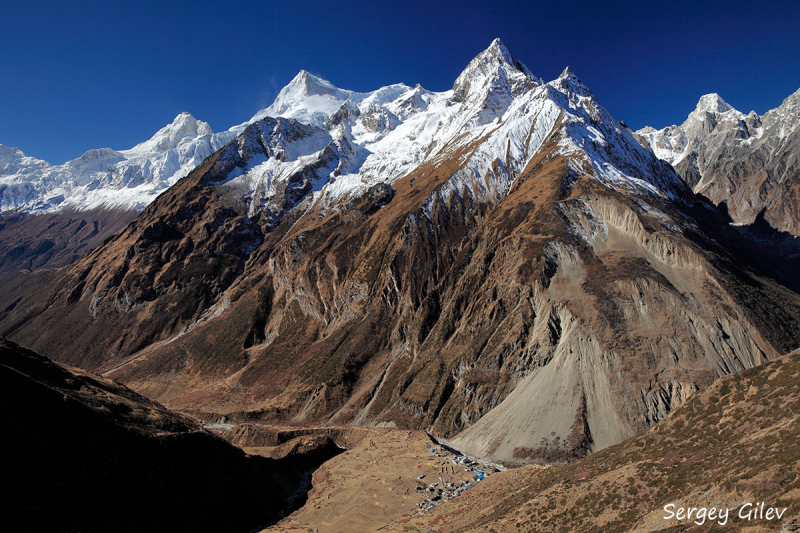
[389,350,800,532]
[1,337,341,533]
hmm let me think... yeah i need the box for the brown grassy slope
[388,350,800,532]
[0,208,135,274]
[259,430,480,533]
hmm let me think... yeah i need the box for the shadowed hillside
[1,337,341,533]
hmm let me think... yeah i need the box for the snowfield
[1,39,685,219]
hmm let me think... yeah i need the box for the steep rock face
[2,41,799,467]
[0,337,341,533]
[636,89,800,235]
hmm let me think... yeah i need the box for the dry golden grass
[383,351,800,532]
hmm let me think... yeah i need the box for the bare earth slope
[0,208,135,274]
[386,350,800,532]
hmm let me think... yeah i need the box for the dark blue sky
[2,0,798,164]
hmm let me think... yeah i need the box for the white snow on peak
[3,39,686,219]
[558,66,578,80]
[214,42,685,229]
[695,93,735,114]
[449,39,539,127]
[453,38,537,89]
[211,40,543,221]
[636,86,798,197]
[0,145,50,177]
[250,70,356,128]
[543,69,684,199]
[124,112,213,156]
[1,113,240,213]
[635,91,754,167]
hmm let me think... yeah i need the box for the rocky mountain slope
[1,336,341,533]
[388,349,800,532]
[0,208,135,274]
[636,89,800,236]
[2,40,799,468]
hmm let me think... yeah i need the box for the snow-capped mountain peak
[695,93,735,114]
[124,112,214,156]
[463,38,535,78]
[0,145,51,177]
[2,39,687,219]
[452,38,537,103]
[208,39,688,233]
[633,91,752,169]
[288,70,346,98]
[550,66,594,101]
[558,66,578,80]
[0,112,239,213]
[252,70,354,128]
[635,85,800,234]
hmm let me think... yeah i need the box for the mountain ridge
[2,40,798,468]
[0,112,241,213]
[636,87,800,235]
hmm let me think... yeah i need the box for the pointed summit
[0,144,50,177]
[284,70,343,98]
[166,112,212,138]
[452,39,537,104]
[489,37,506,50]
[551,66,593,100]
[695,93,735,114]
[483,38,524,70]
[260,70,352,128]
[126,113,213,155]
[456,39,536,83]
[559,66,578,80]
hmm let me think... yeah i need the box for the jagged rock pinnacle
[559,66,578,80]
[695,93,734,113]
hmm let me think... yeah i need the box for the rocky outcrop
[636,89,800,236]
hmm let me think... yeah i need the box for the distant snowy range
[3,38,799,235]
[0,40,657,216]
[1,113,240,213]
